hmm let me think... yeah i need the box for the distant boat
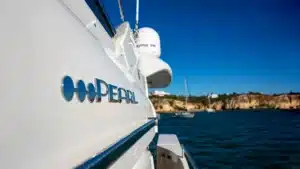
[176,77,194,118]
[176,110,195,118]
[206,108,216,113]
[180,111,195,118]
[206,93,216,113]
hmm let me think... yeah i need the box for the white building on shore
[150,90,170,97]
[210,93,219,99]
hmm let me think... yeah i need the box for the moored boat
[175,78,195,118]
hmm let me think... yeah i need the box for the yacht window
[85,0,116,37]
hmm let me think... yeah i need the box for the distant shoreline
[151,93,300,113]
[156,108,300,114]
[156,109,203,114]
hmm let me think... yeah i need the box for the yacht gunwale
[75,119,156,169]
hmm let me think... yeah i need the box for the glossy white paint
[136,27,161,58]
[0,0,167,168]
[132,150,154,169]
[139,56,172,88]
[136,27,172,88]
[111,128,155,169]
[157,134,190,169]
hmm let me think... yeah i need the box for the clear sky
[102,0,300,95]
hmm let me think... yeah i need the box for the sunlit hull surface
[0,1,195,169]
[0,1,156,168]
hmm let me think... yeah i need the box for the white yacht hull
[0,1,196,169]
[206,108,216,113]
[176,112,195,118]
[0,1,155,168]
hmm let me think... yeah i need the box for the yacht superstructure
[0,0,197,169]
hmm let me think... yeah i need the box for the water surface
[158,110,300,169]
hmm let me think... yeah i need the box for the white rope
[117,0,125,22]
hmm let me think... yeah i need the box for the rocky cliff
[150,94,300,113]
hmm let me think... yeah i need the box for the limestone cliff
[150,94,300,113]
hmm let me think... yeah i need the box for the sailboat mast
[208,93,211,106]
[184,77,188,107]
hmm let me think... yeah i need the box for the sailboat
[177,78,195,118]
[206,93,216,113]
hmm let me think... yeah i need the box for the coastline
[151,93,300,113]
[156,109,204,114]
[156,108,300,114]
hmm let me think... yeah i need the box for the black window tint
[85,0,116,37]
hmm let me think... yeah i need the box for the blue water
[158,110,300,169]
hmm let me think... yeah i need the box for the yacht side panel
[0,0,154,168]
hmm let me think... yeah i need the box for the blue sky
[102,0,300,95]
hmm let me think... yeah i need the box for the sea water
[158,110,300,169]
